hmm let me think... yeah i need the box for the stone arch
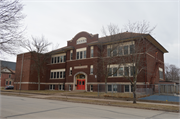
[73,72,87,91]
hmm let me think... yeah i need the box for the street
[0,95,179,119]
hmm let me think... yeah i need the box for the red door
[77,79,85,90]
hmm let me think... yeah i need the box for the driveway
[1,95,179,119]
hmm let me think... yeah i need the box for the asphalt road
[0,95,179,119]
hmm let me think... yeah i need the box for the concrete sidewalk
[26,93,180,107]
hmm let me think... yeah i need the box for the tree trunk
[105,77,107,93]
[38,73,40,90]
[133,84,137,103]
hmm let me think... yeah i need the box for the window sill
[50,78,65,80]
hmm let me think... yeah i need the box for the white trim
[52,53,66,57]
[73,72,87,91]
[66,57,98,62]
[51,69,65,72]
[76,47,86,52]
[74,65,87,69]
[76,37,87,44]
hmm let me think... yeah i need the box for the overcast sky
[5,0,180,67]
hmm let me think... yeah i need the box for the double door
[77,79,85,90]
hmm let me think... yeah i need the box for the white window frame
[76,47,86,60]
[124,85,131,93]
[69,67,72,76]
[90,65,93,75]
[90,85,93,92]
[51,53,66,64]
[91,46,94,57]
[58,84,64,91]
[49,84,55,90]
[50,69,65,79]
[70,50,73,60]
[69,85,71,91]
[159,67,163,80]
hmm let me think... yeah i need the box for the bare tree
[165,64,180,81]
[0,0,25,56]
[22,36,51,90]
[96,21,156,103]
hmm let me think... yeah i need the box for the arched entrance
[73,72,87,91]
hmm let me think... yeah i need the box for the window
[113,48,117,56]
[91,46,94,57]
[6,81,8,85]
[113,85,117,91]
[50,72,53,79]
[113,68,117,76]
[130,45,134,54]
[54,72,56,78]
[118,67,123,76]
[9,74,11,78]
[69,67,72,75]
[125,85,130,92]
[69,85,71,91]
[50,69,65,79]
[118,46,123,55]
[90,65,93,74]
[57,72,60,78]
[130,66,135,76]
[124,46,128,55]
[108,68,112,76]
[9,81,11,85]
[107,48,111,57]
[49,84,55,90]
[159,67,163,79]
[108,85,112,91]
[90,85,93,92]
[51,57,54,64]
[70,50,73,60]
[124,67,129,76]
[76,48,86,60]
[51,54,66,64]
[76,52,79,59]
[59,84,64,90]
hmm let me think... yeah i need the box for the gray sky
[6,0,180,67]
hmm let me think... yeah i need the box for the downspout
[19,53,24,92]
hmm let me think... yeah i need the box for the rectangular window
[90,65,93,74]
[51,57,54,64]
[91,47,94,57]
[108,85,112,91]
[54,57,57,63]
[49,85,55,90]
[80,51,83,59]
[60,56,63,62]
[130,66,135,76]
[9,74,11,78]
[64,56,66,62]
[84,51,86,58]
[70,53,73,60]
[107,48,111,57]
[60,72,62,78]
[57,72,60,78]
[113,48,117,56]
[108,68,112,76]
[51,72,53,79]
[113,85,117,91]
[124,46,128,55]
[118,46,123,55]
[6,81,8,85]
[124,67,129,76]
[59,85,62,90]
[69,67,72,75]
[77,52,79,59]
[57,57,60,63]
[63,71,66,78]
[130,45,134,54]
[159,67,163,79]
[9,81,11,85]
[113,68,117,76]
[125,85,130,92]
[90,85,93,91]
[54,72,56,78]
[69,85,71,91]
[118,67,123,76]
